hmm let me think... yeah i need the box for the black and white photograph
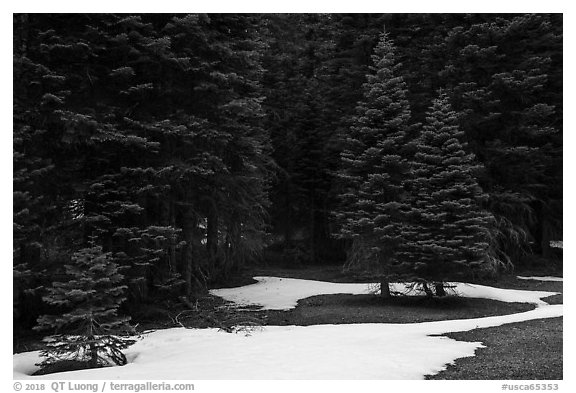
[11,5,566,389]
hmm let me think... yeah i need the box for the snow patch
[549,240,563,249]
[210,276,374,310]
[517,276,563,282]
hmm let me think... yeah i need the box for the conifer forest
[13,13,563,379]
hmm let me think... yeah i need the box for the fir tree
[35,239,135,369]
[335,32,414,296]
[149,14,272,291]
[439,14,562,265]
[398,92,496,295]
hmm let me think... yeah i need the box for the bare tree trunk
[87,317,98,368]
[230,221,243,274]
[380,278,391,298]
[309,191,316,264]
[206,207,218,279]
[181,208,197,300]
[169,202,177,274]
[89,340,98,368]
[435,282,446,297]
[222,222,241,280]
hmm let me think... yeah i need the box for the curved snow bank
[451,283,557,306]
[13,351,42,378]
[517,276,563,282]
[211,277,373,310]
[210,276,559,310]
[14,304,563,380]
[418,304,562,335]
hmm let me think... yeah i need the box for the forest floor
[426,317,563,380]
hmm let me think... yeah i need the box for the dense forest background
[14,14,562,335]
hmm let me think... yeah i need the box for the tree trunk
[309,191,316,264]
[169,202,177,274]
[284,215,293,249]
[223,221,242,279]
[181,208,197,300]
[206,207,218,278]
[283,183,294,249]
[380,278,391,298]
[314,204,329,264]
[87,317,98,368]
[88,340,99,368]
[230,221,243,273]
[435,282,446,297]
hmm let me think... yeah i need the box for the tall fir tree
[398,92,496,295]
[439,14,562,266]
[335,32,414,296]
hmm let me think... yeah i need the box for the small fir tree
[397,92,496,295]
[35,239,135,369]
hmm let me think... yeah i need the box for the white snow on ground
[211,277,374,310]
[14,277,562,380]
[449,283,558,306]
[517,276,563,282]
[549,240,563,248]
[210,276,559,310]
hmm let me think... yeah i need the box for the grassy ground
[426,317,563,380]
[236,295,534,326]
[424,275,563,380]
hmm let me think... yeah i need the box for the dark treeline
[14,14,562,334]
